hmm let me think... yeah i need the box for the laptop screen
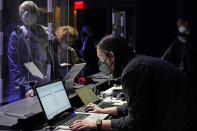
[75,86,100,105]
[36,81,71,120]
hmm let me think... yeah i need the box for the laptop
[62,63,86,95]
[75,85,117,108]
[75,85,101,106]
[34,80,108,129]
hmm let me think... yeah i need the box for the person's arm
[51,37,62,80]
[84,103,118,116]
[100,106,118,116]
[70,47,80,64]
[99,103,128,117]
[111,64,153,130]
[101,120,112,130]
[161,37,184,67]
[71,104,128,130]
[161,44,172,60]
[71,119,112,131]
[8,31,32,95]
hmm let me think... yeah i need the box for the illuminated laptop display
[36,81,71,120]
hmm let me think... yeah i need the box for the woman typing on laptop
[71,35,195,130]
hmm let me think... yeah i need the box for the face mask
[98,61,111,76]
[22,11,37,25]
[179,26,186,33]
[61,42,70,49]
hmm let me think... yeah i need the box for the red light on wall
[74,1,84,10]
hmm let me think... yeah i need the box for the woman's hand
[25,89,34,97]
[85,103,103,113]
[71,120,97,131]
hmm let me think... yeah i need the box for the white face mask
[179,26,186,33]
[22,11,37,25]
[61,42,70,49]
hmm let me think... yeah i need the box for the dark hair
[97,35,135,78]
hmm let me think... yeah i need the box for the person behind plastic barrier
[7,1,58,102]
[79,25,99,78]
[71,35,195,131]
[55,26,80,79]
[161,18,191,73]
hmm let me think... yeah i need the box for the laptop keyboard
[62,114,90,126]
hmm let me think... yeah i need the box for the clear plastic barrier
[0,0,76,109]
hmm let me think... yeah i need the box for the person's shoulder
[138,55,174,68]
[121,55,142,77]
[69,47,77,53]
[37,24,46,31]
[39,24,56,39]
[39,24,48,30]
[122,55,161,77]
[9,25,24,39]
[139,55,181,74]
[126,55,147,66]
[9,30,17,37]
[37,24,48,33]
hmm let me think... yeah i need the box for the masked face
[22,11,37,25]
[98,60,111,76]
[179,26,186,33]
[97,47,115,76]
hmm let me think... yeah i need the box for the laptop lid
[24,62,45,80]
[75,86,100,105]
[63,63,86,93]
[63,63,86,82]
[35,80,74,125]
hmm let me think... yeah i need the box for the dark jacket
[161,37,191,73]
[82,36,99,77]
[111,55,194,131]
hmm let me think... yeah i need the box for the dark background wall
[135,0,178,57]
[134,0,197,88]
[76,0,197,93]
[135,0,197,57]
[76,0,135,41]
[76,0,197,58]
[2,0,197,99]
